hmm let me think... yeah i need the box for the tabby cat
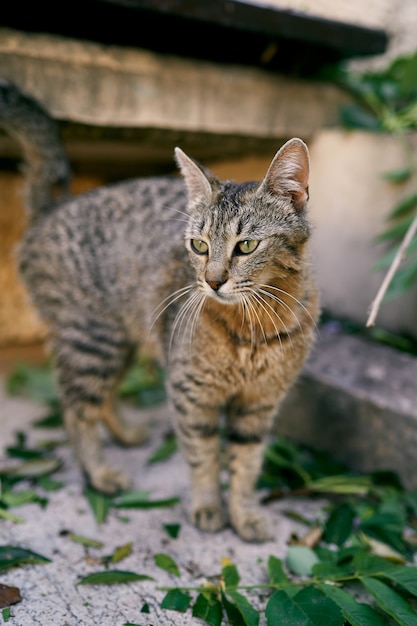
[0,79,319,541]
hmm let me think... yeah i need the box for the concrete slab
[278,323,417,489]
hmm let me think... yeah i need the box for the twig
[366,212,417,327]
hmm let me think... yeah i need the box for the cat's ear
[174,147,214,205]
[258,138,310,211]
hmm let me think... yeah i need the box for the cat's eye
[191,239,209,255]
[236,240,259,255]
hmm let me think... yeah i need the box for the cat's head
[175,139,311,304]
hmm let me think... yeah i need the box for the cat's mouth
[204,284,244,305]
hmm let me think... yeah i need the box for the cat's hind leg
[102,392,149,447]
[51,320,140,493]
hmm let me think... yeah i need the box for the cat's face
[176,139,311,306]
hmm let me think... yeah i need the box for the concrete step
[278,323,417,490]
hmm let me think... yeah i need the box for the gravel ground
[0,379,321,626]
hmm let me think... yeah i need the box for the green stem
[157,569,392,594]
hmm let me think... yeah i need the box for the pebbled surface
[0,379,319,626]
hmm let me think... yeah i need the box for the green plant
[331,51,417,325]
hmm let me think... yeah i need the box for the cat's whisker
[258,287,304,345]
[244,292,268,347]
[247,289,284,352]
[187,293,207,356]
[260,283,319,333]
[164,204,190,219]
[240,295,257,353]
[149,285,195,334]
[169,290,202,356]
[170,217,190,224]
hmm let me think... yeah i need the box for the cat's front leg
[227,404,276,542]
[169,384,225,533]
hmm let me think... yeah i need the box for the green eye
[237,240,259,254]
[191,239,209,255]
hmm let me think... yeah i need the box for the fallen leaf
[0,584,22,608]
[77,570,155,585]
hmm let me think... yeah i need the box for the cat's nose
[206,278,226,292]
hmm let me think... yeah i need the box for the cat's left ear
[258,138,310,211]
[174,147,215,206]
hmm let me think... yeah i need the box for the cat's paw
[231,508,274,543]
[89,465,131,494]
[191,504,226,533]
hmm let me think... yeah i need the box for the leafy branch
[332,49,417,325]
[155,552,417,626]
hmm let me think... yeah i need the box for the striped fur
[1,80,319,541]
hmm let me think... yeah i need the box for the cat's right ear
[174,147,213,205]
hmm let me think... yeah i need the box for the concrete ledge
[278,325,417,489]
[0,28,348,140]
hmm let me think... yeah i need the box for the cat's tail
[0,78,72,218]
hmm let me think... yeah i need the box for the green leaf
[6,446,44,460]
[286,546,320,577]
[340,103,381,130]
[85,486,112,524]
[227,590,259,626]
[2,608,11,622]
[386,261,417,300]
[113,491,180,509]
[308,474,372,495]
[1,489,42,508]
[0,546,51,570]
[163,523,181,539]
[362,577,417,625]
[382,167,413,183]
[222,560,240,588]
[376,212,416,243]
[160,589,191,613]
[119,496,181,509]
[154,553,180,577]
[36,476,63,491]
[266,590,316,626]
[373,236,417,271]
[293,587,345,626]
[110,542,133,564]
[323,503,354,546]
[77,570,154,585]
[1,458,61,479]
[118,358,165,407]
[0,509,24,524]
[192,593,223,626]
[33,409,63,428]
[319,583,386,626]
[311,561,353,581]
[112,490,148,506]
[380,564,417,597]
[6,363,58,405]
[148,434,177,464]
[65,533,103,549]
[221,591,247,626]
[267,555,289,585]
[388,192,417,219]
